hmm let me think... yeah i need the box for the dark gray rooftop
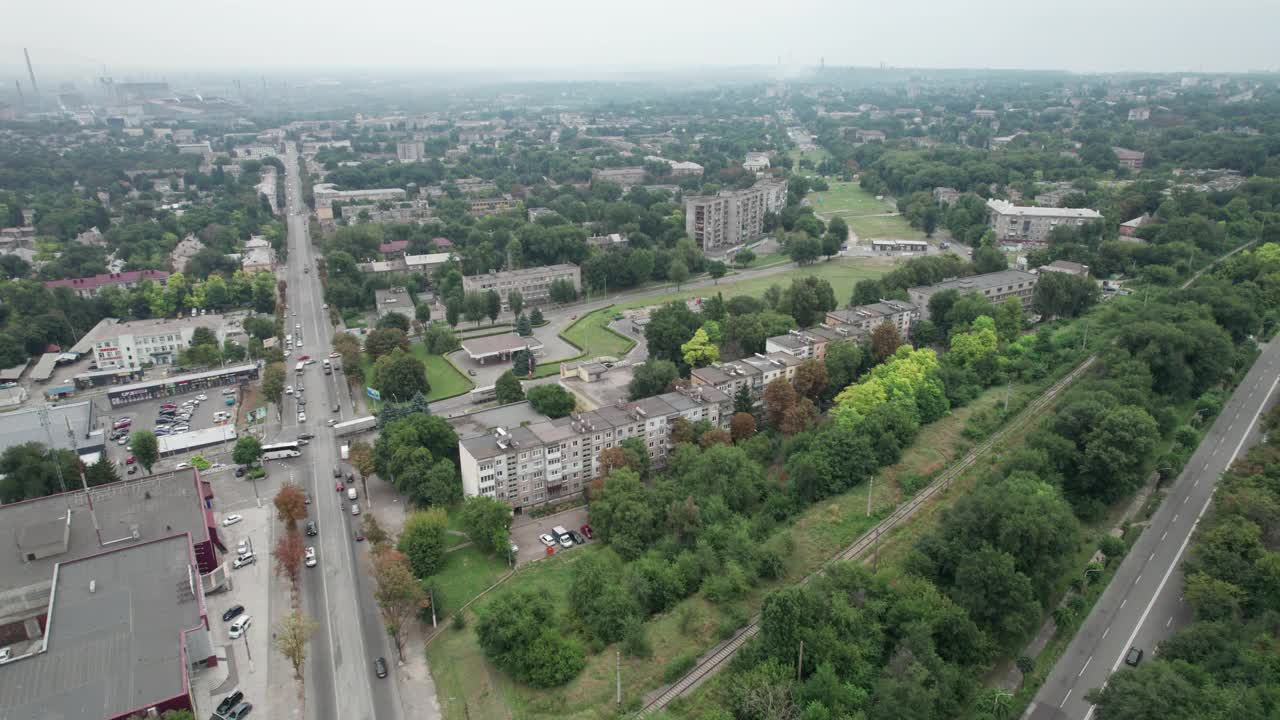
[0,534,204,720]
[0,400,102,457]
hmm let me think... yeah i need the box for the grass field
[847,214,927,241]
[431,545,511,615]
[561,307,635,359]
[419,351,474,401]
[808,181,894,217]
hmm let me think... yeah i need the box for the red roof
[44,269,171,292]
[431,237,453,248]
[379,240,410,254]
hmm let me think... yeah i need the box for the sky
[2,0,1278,82]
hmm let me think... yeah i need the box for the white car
[232,552,256,569]
[285,386,294,395]
[196,394,208,401]
[284,350,292,358]
[117,436,129,445]
[236,539,251,556]
[326,419,338,427]
[229,615,252,639]
[298,412,307,422]
[221,388,236,395]
[539,533,556,547]
[222,514,243,527]
[295,323,301,330]
[305,546,317,568]
[305,359,316,365]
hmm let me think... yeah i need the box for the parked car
[306,520,317,536]
[580,524,594,539]
[235,466,247,477]
[332,467,341,478]
[125,456,136,465]
[216,690,244,715]
[161,403,177,409]
[1125,647,1144,666]
[127,465,138,475]
[229,615,252,639]
[236,539,251,556]
[297,412,307,422]
[221,388,236,395]
[305,546,317,568]
[568,530,585,545]
[222,605,245,622]
[539,533,556,547]
[374,657,388,678]
[196,394,208,401]
[233,552,256,569]
[353,528,365,542]
[285,386,294,395]
[299,433,315,440]
[222,514,244,527]
[227,702,253,720]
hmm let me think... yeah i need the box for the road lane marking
[1102,626,1110,639]
[1148,552,1155,562]
[1166,616,1173,627]
[1193,478,1199,487]
[1061,689,1073,707]
[1120,599,1126,609]
[1173,514,1179,522]
[1079,656,1092,677]
[1135,575,1142,584]
[1183,496,1189,504]
[1161,531,1168,541]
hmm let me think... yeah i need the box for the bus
[470,385,497,403]
[261,441,302,461]
[295,361,305,374]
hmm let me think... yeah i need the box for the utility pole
[866,475,873,517]
[797,640,804,682]
[616,650,621,705]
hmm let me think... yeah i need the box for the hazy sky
[3,0,1278,80]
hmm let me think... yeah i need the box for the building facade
[986,198,1103,243]
[825,299,920,337]
[458,386,731,511]
[461,263,581,310]
[312,183,406,209]
[44,269,171,298]
[684,179,787,252]
[908,270,1040,320]
[396,141,425,162]
[76,315,228,370]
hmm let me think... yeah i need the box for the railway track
[636,355,1097,717]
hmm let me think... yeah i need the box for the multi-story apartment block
[396,141,425,162]
[313,183,406,209]
[764,326,848,360]
[908,270,1040,320]
[591,167,649,187]
[44,269,171,298]
[986,198,1103,243]
[467,195,518,216]
[690,352,802,404]
[684,179,787,252]
[1112,147,1145,170]
[462,264,581,310]
[458,386,732,511]
[824,299,920,337]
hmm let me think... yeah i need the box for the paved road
[1026,335,1280,720]
[280,145,403,720]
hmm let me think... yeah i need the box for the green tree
[475,588,585,688]
[781,275,837,327]
[511,349,533,377]
[733,384,755,414]
[507,290,524,317]
[973,245,1009,273]
[365,327,409,360]
[526,385,576,418]
[645,302,702,366]
[495,371,524,404]
[459,496,512,555]
[529,307,544,325]
[668,258,689,290]
[373,348,429,402]
[870,321,904,364]
[233,435,263,467]
[707,260,727,283]
[628,360,679,400]
[398,508,448,578]
[377,312,411,333]
[589,468,655,560]
[130,430,159,474]
[485,290,501,324]
[515,313,532,337]
[681,327,720,368]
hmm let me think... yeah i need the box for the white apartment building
[986,198,1103,243]
[824,299,920,337]
[312,183,406,209]
[458,387,732,511]
[684,178,787,252]
[72,315,228,370]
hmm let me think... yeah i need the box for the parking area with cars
[103,386,241,466]
[508,505,590,565]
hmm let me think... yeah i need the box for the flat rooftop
[461,333,544,360]
[158,425,237,455]
[0,469,211,619]
[0,534,204,720]
[909,270,1039,295]
[0,400,102,456]
[447,401,544,440]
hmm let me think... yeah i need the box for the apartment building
[467,195,518,216]
[72,315,228,370]
[764,326,848,360]
[684,178,788,252]
[690,352,802,404]
[591,167,649,187]
[312,183,406,209]
[461,263,581,309]
[1112,147,1145,170]
[458,386,732,511]
[396,141,425,162]
[986,198,1103,243]
[908,270,1040,320]
[825,299,920,337]
[44,269,171,298]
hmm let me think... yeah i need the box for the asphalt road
[1026,335,1280,720]
[279,146,403,720]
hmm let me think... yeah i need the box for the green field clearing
[418,351,474,401]
[808,181,894,216]
[847,213,927,241]
[561,308,635,359]
[430,545,511,616]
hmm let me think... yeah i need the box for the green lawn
[430,545,511,617]
[847,214,927,241]
[743,251,791,269]
[808,181,894,217]
[617,257,894,313]
[561,307,635,359]
[360,343,474,405]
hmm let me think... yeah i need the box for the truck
[332,416,377,437]
[551,525,573,549]
[340,444,350,461]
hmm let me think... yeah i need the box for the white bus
[470,385,497,403]
[261,441,302,461]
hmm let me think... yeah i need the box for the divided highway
[1026,335,1280,720]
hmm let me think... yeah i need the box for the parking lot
[509,505,590,565]
[101,386,243,468]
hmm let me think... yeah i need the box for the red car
[160,403,177,410]
[580,524,593,539]
[298,355,310,361]
[126,456,136,465]
[336,481,344,492]
[353,528,365,542]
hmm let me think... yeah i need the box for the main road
[1025,335,1280,720]
[278,144,404,720]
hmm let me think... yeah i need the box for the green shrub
[664,653,697,683]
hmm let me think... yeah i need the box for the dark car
[1125,647,1144,666]
[222,604,245,622]
[227,702,253,720]
[374,657,388,678]
[306,520,317,536]
[354,528,365,542]
[216,690,244,715]
[299,433,315,440]
[568,530,585,545]
[580,524,593,540]
[332,467,341,478]
[235,466,246,478]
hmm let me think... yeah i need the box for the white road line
[1078,656,1092,677]
[1134,575,1142,584]
[1120,599,1127,609]
[1173,514,1179,522]
[1183,496,1190,504]
[1166,616,1173,627]
[1102,626,1110,639]
[1061,689,1073,708]
[1161,531,1168,541]
[1193,479,1199,487]
[1148,552,1155,561]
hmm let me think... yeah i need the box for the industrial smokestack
[23,49,40,108]
[13,80,23,108]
